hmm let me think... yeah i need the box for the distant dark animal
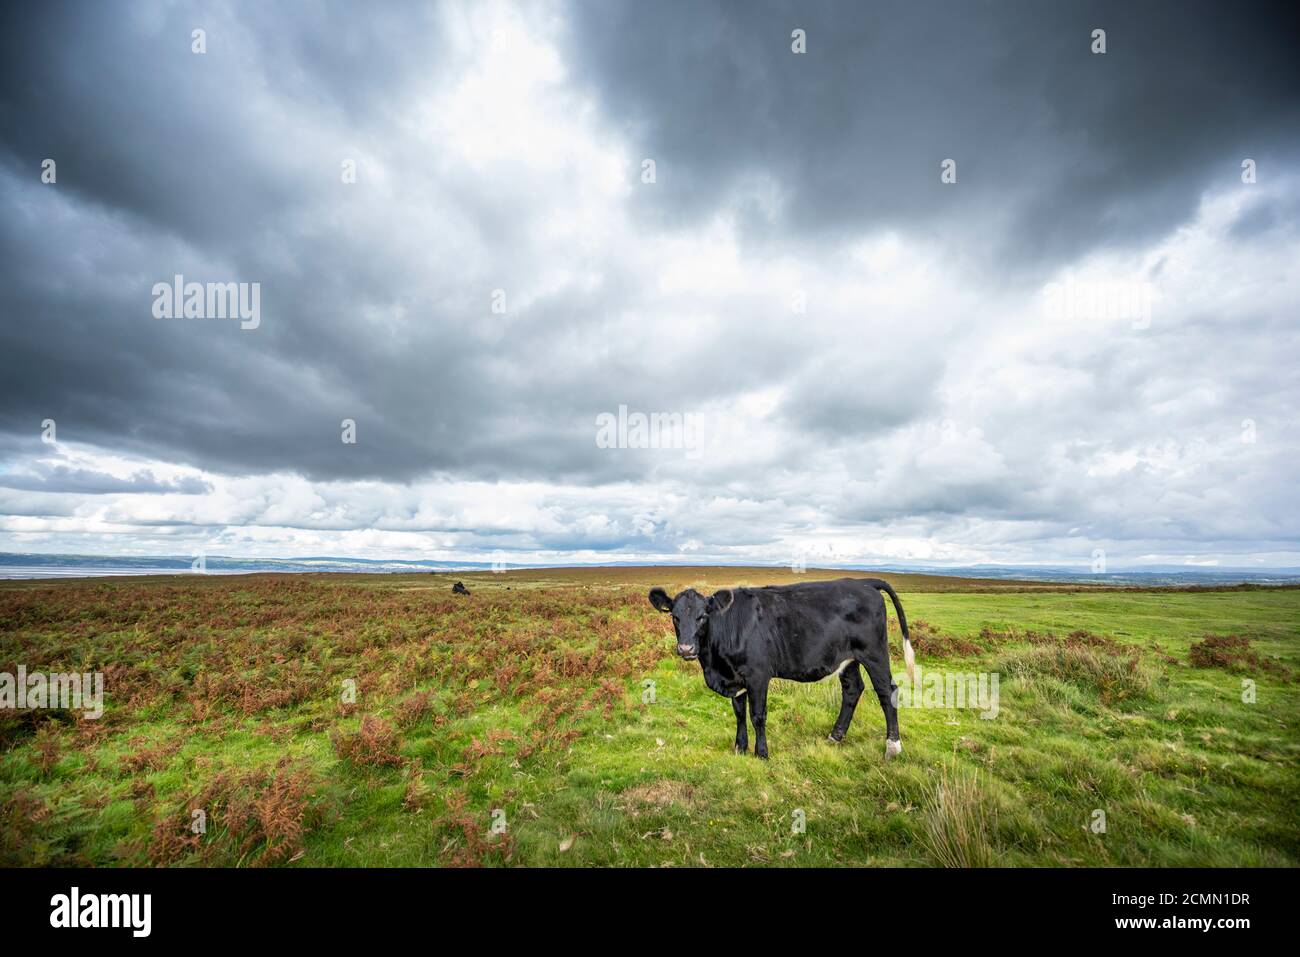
[452,581,471,596]
[648,578,914,759]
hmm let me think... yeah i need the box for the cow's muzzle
[676,644,698,660]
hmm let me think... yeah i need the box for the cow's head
[649,587,734,660]
[648,587,707,659]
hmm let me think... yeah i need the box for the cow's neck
[698,634,742,694]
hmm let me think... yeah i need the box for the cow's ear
[709,588,734,613]
[648,588,673,613]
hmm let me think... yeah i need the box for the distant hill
[1,552,1297,586]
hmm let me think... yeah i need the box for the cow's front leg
[747,680,770,759]
[731,694,748,753]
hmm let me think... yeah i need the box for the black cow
[648,578,915,759]
[452,581,471,596]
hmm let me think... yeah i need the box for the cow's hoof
[884,739,903,759]
[827,733,844,744]
[734,743,748,754]
[754,748,769,760]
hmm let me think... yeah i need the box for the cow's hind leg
[828,662,864,743]
[748,680,770,759]
[732,695,748,753]
[861,650,902,759]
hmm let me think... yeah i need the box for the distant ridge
[1,552,1297,585]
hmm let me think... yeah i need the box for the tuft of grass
[621,779,695,809]
[996,644,1155,703]
[917,765,999,868]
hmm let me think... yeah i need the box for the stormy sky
[1,0,1298,568]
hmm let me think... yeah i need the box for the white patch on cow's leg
[885,738,903,759]
[733,688,746,698]
[831,658,854,678]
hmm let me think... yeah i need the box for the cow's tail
[866,579,915,684]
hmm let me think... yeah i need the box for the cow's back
[751,578,882,624]
[738,578,887,680]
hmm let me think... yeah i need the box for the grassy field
[1,567,1296,867]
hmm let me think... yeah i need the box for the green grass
[1,569,1296,867]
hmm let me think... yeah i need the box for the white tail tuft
[903,637,916,684]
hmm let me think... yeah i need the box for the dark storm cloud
[2,0,1294,487]
[562,0,1300,267]
[0,1,448,246]
[0,200,640,485]
[2,0,817,487]
[0,462,210,495]
[0,0,621,484]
